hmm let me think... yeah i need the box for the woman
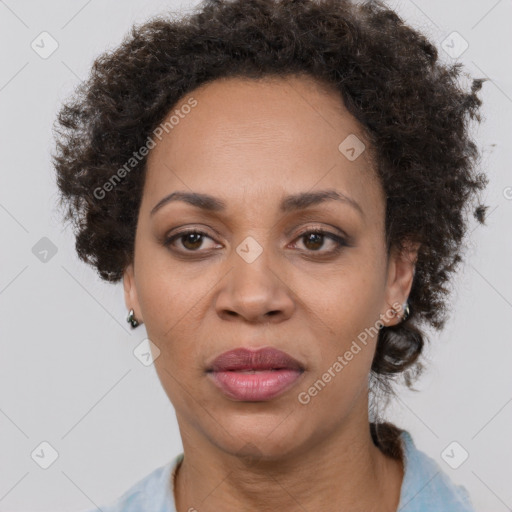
[52,0,488,510]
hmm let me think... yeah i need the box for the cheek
[300,261,385,394]
[134,239,204,338]
[304,265,384,342]
[298,304,378,418]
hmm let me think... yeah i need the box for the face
[123,75,417,460]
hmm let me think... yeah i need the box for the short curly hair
[52,0,489,457]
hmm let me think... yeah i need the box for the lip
[206,347,305,401]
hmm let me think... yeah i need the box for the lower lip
[207,369,304,401]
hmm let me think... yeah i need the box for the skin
[123,74,419,512]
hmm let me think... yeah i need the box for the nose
[214,248,295,324]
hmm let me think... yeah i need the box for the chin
[210,411,309,461]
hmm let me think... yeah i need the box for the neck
[173,405,404,512]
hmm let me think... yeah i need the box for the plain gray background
[1,0,511,510]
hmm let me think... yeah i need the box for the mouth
[206,347,305,373]
[206,347,305,401]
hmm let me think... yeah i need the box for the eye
[290,228,347,255]
[164,229,218,252]
[163,227,348,256]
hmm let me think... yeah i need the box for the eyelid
[291,223,351,244]
[164,222,349,242]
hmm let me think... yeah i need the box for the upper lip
[207,347,305,372]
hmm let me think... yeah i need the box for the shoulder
[398,430,476,512]
[82,453,184,512]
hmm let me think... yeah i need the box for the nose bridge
[215,230,294,321]
[232,230,279,296]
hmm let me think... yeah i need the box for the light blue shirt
[86,430,476,511]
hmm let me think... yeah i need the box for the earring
[401,301,410,322]
[379,301,411,330]
[127,308,140,329]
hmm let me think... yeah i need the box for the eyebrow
[150,189,364,218]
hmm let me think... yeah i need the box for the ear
[382,240,420,327]
[123,262,143,324]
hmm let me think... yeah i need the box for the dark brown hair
[52,0,489,458]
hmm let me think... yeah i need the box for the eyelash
[163,227,348,256]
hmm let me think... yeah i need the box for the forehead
[142,74,382,217]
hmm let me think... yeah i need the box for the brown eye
[163,227,348,257]
[180,232,205,250]
[292,229,347,254]
[164,230,217,252]
[303,232,324,251]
